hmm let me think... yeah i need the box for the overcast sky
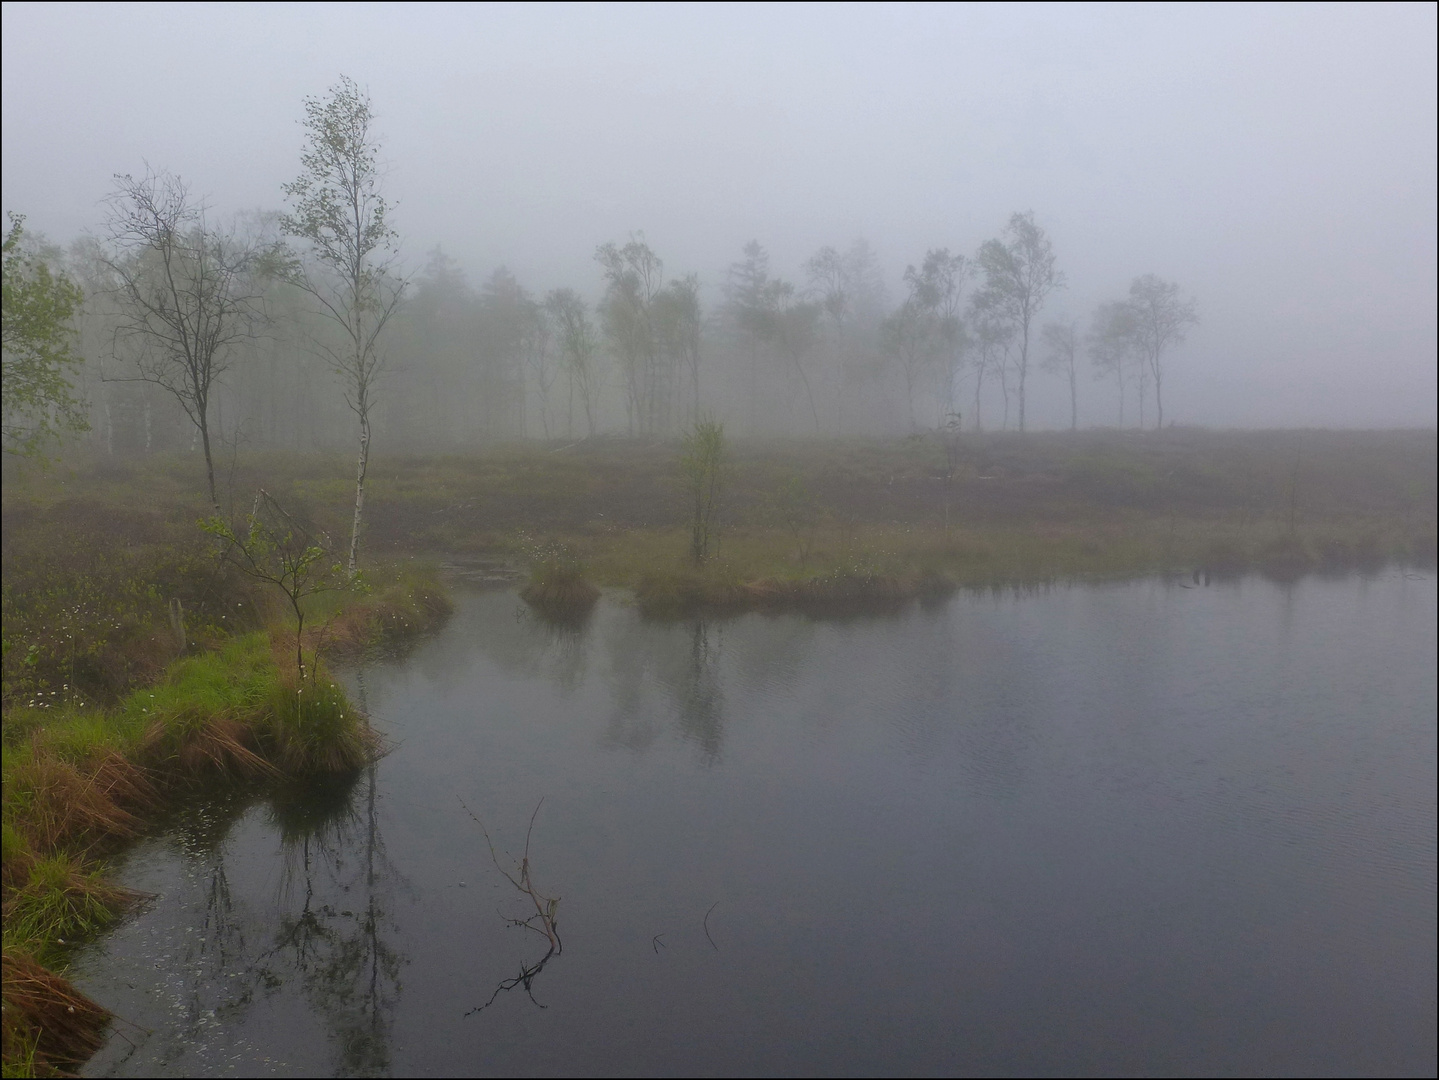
[3,2,1435,428]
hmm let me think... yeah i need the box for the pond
[76,572,1437,1077]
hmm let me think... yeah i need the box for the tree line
[3,76,1199,560]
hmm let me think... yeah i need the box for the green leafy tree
[203,490,346,683]
[1,214,88,457]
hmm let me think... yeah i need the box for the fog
[3,3,1435,441]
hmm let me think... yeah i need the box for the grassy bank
[0,488,451,1075]
[6,429,1433,622]
[611,512,1432,616]
[462,429,1432,615]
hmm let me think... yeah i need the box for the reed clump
[265,674,379,774]
[519,540,600,618]
[317,564,454,659]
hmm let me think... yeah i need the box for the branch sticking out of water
[704,901,720,951]
[458,797,562,1014]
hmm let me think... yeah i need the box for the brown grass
[1,950,110,1075]
[318,573,455,660]
[4,750,155,858]
[520,573,601,613]
[139,715,277,783]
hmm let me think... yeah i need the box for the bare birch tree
[881,299,933,432]
[1087,301,1139,427]
[1041,318,1081,431]
[1126,274,1197,429]
[653,275,704,424]
[903,248,970,423]
[104,170,262,512]
[969,312,1015,432]
[544,288,601,438]
[281,75,405,578]
[596,236,666,435]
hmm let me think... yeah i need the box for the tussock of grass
[519,540,600,618]
[265,675,378,774]
[1,748,154,860]
[0,950,110,1076]
[320,566,453,659]
[128,635,277,781]
[3,856,138,967]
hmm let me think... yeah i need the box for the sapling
[203,489,349,684]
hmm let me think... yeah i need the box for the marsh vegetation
[2,11,1434,1072]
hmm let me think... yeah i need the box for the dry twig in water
[458,797,562,1013]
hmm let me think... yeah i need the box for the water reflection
[78,575,1437,1076]
[599,614,730,758]
[81,764,407,1078]
[674,621,724,760]
[262,765,403,1077]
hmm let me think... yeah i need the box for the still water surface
[77,573,1437,1077]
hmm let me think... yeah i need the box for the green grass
[3,856,131,967]
[0,632,381,1075]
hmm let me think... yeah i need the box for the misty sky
[3,2,1435,428]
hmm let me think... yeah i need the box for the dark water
[76,573,1437,1077]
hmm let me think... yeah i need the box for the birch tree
[903,249,970,422]
[544,288,601,437]
[975,212,1063,432]
[653,275,703,424]
[1126,274,1197,429]
[281,76,405,578]
[596,236,665,435]
[1087,300,1139,427]
[1041,318,1081,431]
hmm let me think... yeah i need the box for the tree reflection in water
[97,760,407,1077]
[133,791,263,1068]
[261,761,405,1076]
[675,619,724,761]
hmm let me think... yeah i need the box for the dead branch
[458,796,563,1014]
